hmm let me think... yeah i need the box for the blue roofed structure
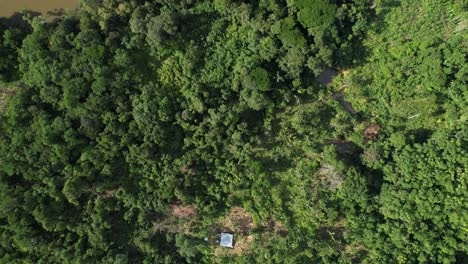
[219,233,234,248]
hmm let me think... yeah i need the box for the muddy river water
[0,0,79,18]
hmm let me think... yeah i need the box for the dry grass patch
[266,218,288,237]
[171,202,197,218]
[345,243,368,262]
[153,201,197,234]
[213,207,256,257]
[0,89,16,112]
[317,165,345,191]
[214,208,290,257]
[220,207,255,235]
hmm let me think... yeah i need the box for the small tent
[219,233,234,248]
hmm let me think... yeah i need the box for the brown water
[0,0,79,18]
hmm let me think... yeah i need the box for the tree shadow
[363,167,384,195]
[46,8,66,17]
[0,10,40,30]
[405,128,433,144]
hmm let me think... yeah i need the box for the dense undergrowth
[0,0,466,263]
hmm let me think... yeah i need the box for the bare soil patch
[220,207,255,235]
[345,243,368,263]
[363,124,380,141]
[266,217,288,237]
[215,235,254,257]
[213,207,256,257]
[153,201,197,234]
[317,218,346,241]
[171,202,197,218]
[100,189,117,198]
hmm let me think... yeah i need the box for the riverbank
[0,0,78,19]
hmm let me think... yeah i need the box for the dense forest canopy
[0,0,466,263]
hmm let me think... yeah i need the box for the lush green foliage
[0,0,466,263]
